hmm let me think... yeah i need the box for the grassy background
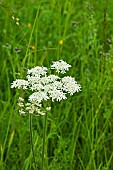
[0,0,113,169]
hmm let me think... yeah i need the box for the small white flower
[46,107,51,111]
[12,16,15,20]
[19,109,26,115]
[18,97,24,102]
[17,102,24,107]
[38,110,45,115]
[29,91,49,103]
[40,75,60,85]
[29,83,44,91]
[45,75,60,83]
[61,76,75,83]
[16,22,19,25]
[16,18,20,21]
[52,81,63,89]
[49,89,67,102]
[27,66,48,77]
[27,75,40,84]
[29,109,34,114]
[25,103,31,107]
[11,79,29,89]
[30,100,42,107]
[51,60,71,74]
[43,84,53,93]
[26,106,32,111]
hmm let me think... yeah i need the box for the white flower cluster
[51,60,72,73]
[11,60,81,115]
[11,79,29,89]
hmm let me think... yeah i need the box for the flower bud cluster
[17,97,50,116]
[12,15,20,25]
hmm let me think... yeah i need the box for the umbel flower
[11,60,81,115]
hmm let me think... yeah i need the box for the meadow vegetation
[0,0,113,169]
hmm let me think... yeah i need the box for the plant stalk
[29,115,37,170]
[42,112,48,170]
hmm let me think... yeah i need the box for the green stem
[22,2,42,67]
[0,2,14,15]
[42,112,48,170]
[29,115,37,170]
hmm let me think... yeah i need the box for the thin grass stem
[29,115,37,170]
[42,112,48,170]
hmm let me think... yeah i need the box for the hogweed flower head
[51,60,71,74]
[11,60,81,116]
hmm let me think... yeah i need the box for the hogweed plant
[11,59,81,169]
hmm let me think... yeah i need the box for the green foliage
[0,0,113,169]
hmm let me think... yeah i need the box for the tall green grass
[0,0,113,169]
